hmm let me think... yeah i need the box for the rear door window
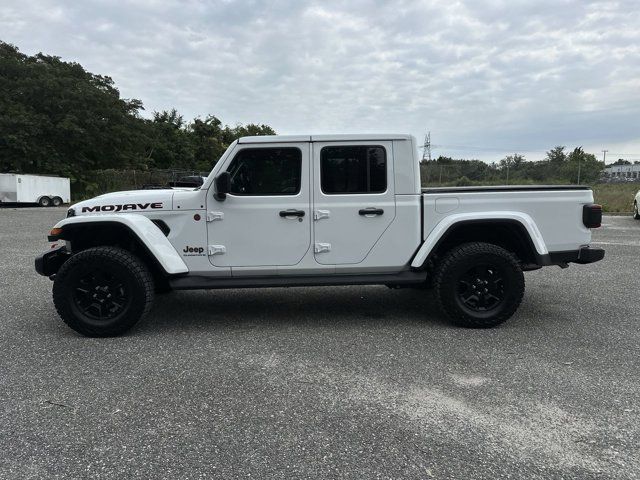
[320,146,386,194]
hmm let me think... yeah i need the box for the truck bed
[421,185,595,253]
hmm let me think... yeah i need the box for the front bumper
[35,245,71,277]
[547,246,605,266]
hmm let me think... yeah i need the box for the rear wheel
[434,242,524,328]
[53,246,154,337]
[634,201,639,219]
[38,196,51,207]
[52,196,63,207]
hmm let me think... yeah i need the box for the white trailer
[0,174,71,207]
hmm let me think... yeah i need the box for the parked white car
[35,134,605,336]
[634,190,640,219]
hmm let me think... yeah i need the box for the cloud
[2,0,639,161]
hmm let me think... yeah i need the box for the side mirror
[214,172,231,201]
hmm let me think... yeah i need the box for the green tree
[145,109,195,169]
[499,153,525,170]
[0,41,148,180]
[0,41,277,192]
[545,146,567,164]
[188,116,225,171]
[499,154,526,183]
[566,147,603,184]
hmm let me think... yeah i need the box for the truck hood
[70,189,175,216]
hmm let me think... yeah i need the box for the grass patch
[593,183,638,213]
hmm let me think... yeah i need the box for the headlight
[66,208,76,218]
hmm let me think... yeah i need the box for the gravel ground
[0,207,638,479]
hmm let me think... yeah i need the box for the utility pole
[602,149,608,164]
[505,154,515,185]
[577,160,581,185]
[422,131,431,163]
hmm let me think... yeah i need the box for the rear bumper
[546,246,605,266]
[35,245,71,277]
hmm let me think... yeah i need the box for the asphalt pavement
[0,207,638,479]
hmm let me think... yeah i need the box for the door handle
[359,208,384,216]
[279,209,306,218]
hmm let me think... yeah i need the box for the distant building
[603,164,640,179]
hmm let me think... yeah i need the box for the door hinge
[206,211,224,222]
[313,209,330,221]
[208,245,226,255]
[314,243,331,253]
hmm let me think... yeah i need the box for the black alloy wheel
[53,246,154,336]
[456,264,505,313]
[434,242,525,328]
[70,269,132,322]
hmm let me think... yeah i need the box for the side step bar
[169,270,427,290]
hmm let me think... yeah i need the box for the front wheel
[52,196,63,207]
[53,246,154,336]
[38,196,51,207]
[433,242,524,328]
[634,202,639,219]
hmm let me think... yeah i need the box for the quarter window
[320,146,386,194]
[227,148,302,195]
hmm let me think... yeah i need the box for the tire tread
[433,242,524,328]
[53,246,154,336]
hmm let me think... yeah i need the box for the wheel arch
[50,215,188,276]
[411,213,548,269]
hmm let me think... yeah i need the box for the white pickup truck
[35,134,604,336]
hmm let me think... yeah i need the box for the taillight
[583,204,602,228]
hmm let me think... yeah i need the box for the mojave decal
[81,202,164,213]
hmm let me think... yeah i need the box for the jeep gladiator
[35,134,605,336]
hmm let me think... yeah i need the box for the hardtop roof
[238,134,413,144]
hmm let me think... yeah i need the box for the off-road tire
[38,196,51,207]
[434,242,524,328]
[634,202,640,220]
[53,246,154,337]
[52,196,63,207]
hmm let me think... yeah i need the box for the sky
[2,0,640,163]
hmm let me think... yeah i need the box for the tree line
[0,41,274,191]
[421,146,605,186]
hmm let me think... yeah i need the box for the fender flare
[410,211,548,268]
[52,214,189,275]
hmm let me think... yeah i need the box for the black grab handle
[359,208,384,216]
[279,209,306,217]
